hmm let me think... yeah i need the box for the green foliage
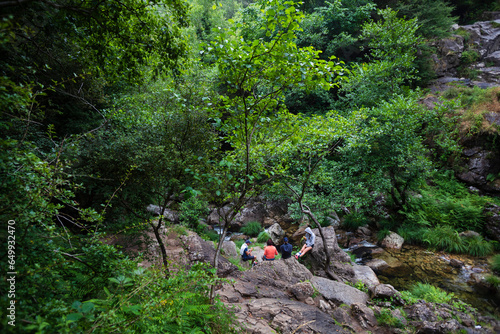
[375,309,405,328]
[257,231,271,243]
[485,274,500,289]
[401,171,487,233]
[392,0,457,39]
[42,264,240,333]
[202,230,221,242]
[409,282,455,303]
[179,197,210,233]
[397,224,428,245]
[377,228,391,241]
[463,235,494,257]
[241,222,263,237]
[423,225,467,253]
[234,239,245,250]
[296,0,376,61]
[347,280,369,293]
[461,50,480,65]
[340,9,421,108]
[491,254,500,273]
[342,212,369,230]
[335,94,431,211]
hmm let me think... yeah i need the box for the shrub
[409,282,454,303]
[342,212,368,231]
[485,274,500,289]
[202,230,220,242]
[257,231,270,243]
[240,221,262,237]
[234,239,245,250]
[179,197,209,233]
[375,309,405,328]
[463,235,494,257]
[461,50,480,65]
[377,228,391,241]
[490,254,500,273]
[423,225,466,254]
[397,225,428,245]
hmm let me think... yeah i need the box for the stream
[350,241,499,315]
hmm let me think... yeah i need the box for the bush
[257,231,270,243]
[397,225,428,245]
[377,228,391,241]
[179,197,210,233]
[240,221,262,237]
[342,212,368,231]
[410,282,454,303]
[201,230,220,242]
[485,274,500,289]
[375,309,405,328]
[490,254,500,273]
[463,235,494,257]
[461,50,480,65]
[423,225,466,254]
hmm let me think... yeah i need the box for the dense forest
[1,0,500,332]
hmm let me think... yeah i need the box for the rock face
[457,147,500,193]
[379,231,404,250]
[207,198,294,230]
[430,19,500,85]
[484,203,500,242]
[352,264,380,288]
[234,298,350,334]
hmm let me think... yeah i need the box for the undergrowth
[240,221,263,237]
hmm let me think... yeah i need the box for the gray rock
[351,303,378,330]
[303,226,355,281]
[352,264,380,288]
[221,240,238,258]
[243,298,350,334]
[267,223,285,245]
[364,259,389,273]
[311,276,369,306]
[370,284,403,305]
[288,281,314,301]
[146,205,179,223]
[380,232,404,250]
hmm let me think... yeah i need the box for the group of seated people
[239,227,316,266]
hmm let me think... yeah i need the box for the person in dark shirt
[279,237,292,259]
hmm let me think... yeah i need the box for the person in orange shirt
[263,239,278,261]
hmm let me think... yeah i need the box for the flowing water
[351,242,499,315]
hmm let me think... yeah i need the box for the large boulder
[379,232,404,250]
[267,223,285,245]
[311,276,369,306]
[352,264,380,289]
[301,227,355,282]
[221,240,238,258]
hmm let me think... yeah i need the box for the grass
[240,221,262,237]
[228,257,247,271]
[463,235,494,257]
[409,282,454,303]
[423,225,467,254]
[375,309,405,328]
[485,274,500,289]
[256,231,270,243]
[377,228,391,241]
[342,212,368,231]
[491,254,500,272]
